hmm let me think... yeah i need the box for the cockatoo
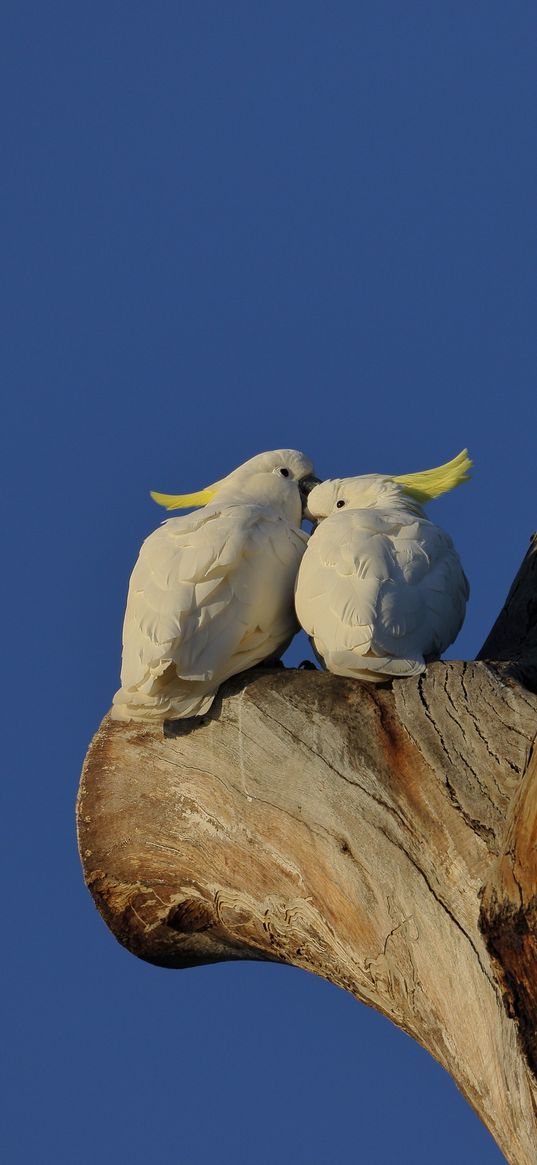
[294,450,471,682]
[111,449,319,722]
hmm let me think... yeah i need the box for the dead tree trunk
[77,536,537,1165]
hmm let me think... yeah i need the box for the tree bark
[77,538,537,1165]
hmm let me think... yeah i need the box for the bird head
[151,449,321,526]
[307,450,472,521]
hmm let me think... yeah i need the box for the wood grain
[78,663,537,1165]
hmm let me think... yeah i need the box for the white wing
[295,508,468,680]
[113,503,307,719]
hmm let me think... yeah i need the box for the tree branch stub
[77,536,537,1165]
[478,532,537,692]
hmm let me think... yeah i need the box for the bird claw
[163,716,210,738]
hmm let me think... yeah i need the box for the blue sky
[3,3,535,1162]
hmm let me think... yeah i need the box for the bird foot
[163,716,210,738]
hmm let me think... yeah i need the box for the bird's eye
[336,499,346,508]
[279,467,290,477]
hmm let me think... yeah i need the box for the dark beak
[299,475,322,498]
[299,475,322,518]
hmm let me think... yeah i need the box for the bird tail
[110,684,216,721]
[323,649,426,682]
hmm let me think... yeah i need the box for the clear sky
[3,3,535,1163]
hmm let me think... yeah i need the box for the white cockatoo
[295,450,471,682]
[111,449,319,722]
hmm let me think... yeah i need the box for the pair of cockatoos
[111,448,471,722]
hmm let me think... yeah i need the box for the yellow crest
[150,482,222,510]
[392,449,472,503]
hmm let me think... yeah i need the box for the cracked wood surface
[78,662,537,1165]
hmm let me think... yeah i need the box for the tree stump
[77,536,537,1165]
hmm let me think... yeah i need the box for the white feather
[112,450,314,720]
[295,477,469,682]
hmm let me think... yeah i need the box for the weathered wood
[78,533,537,1164]
[481,738,537,1076]
[78,663,537,1165]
